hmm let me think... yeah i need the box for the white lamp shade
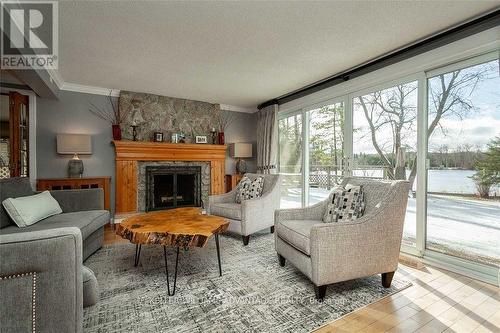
[230,143,252,158]
[57,134,92,155]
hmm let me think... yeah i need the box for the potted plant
[89,91,123,140]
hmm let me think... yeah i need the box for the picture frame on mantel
[195,135,208,144]
[153,132,163,142]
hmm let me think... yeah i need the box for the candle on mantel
[132,120,137,126]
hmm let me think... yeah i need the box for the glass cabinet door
[9,91,29,178]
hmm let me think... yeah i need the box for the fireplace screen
[146,166,201,211]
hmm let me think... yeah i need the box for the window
[426,57,500,266]
[352,81,418,247]
[308,102,345,204]
[276,50,500,285]
[278,114,303,208]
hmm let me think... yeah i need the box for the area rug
[83,232,411,333]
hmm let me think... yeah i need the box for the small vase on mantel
[112,124,122,140]
[218,132,225,145]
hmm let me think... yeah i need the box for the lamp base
[235,159,247,174]
[68,159,84,178]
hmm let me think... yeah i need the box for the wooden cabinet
[37,177,111,211]
[225,174,244,192]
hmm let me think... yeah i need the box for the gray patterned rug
[83,232,410,333]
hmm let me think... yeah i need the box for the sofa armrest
[207,191,236,212]
[274,199,328,224]
[0,227,83,333]
[50,188,104,213]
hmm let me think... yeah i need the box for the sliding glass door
[352,81,418,248]
[276,50,499,284]
[308,102,345,205]
[426,55,500,267]
[278,114,303,208]
[278,100,346,207]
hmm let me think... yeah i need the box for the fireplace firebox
[146,166,201,211]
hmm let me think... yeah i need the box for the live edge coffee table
[116,207,229,296]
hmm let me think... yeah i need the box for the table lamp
[57,134,92,178]
[229,143,252,174]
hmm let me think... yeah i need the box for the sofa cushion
[210,203,242,220]
[276,219,320,255]
[0,177,34,228]
[2,191,62,228]
[0,210,109,239]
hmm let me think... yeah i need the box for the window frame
[276,47,500,286]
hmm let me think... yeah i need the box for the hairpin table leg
[134,244,142,267]
[164,246,180,296]
[215,234,222,277]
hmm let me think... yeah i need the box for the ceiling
[57,1,499,108]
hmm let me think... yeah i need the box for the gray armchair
[208,173,281,245]
[0,228,84,332]
[274,177,410,300]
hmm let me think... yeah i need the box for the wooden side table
[225,174,244,192]
[37,177,111,211]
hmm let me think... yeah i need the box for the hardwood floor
[104,223,128,245]
[103,225,499,332]
[313,264,500,333]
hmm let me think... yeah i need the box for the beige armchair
[208,173,281,245]
[274,177,410,300]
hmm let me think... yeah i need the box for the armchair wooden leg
[381,271,395,288]
[278,254,286,267]
[270,226,275,234]
[242,235,250,246]
[314,285,327,301]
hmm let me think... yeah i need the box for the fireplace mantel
[112,140,226,213]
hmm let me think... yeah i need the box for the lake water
[353,169,499,195]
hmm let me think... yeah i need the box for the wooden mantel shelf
[112,140,227,214]
[112,140,227,161]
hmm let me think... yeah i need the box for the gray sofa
[208,173,281,245]
[0,177,109,332]
[275,177,410,300]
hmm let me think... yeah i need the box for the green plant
[471,136,500,198]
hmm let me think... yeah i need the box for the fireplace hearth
[146,166,201,211]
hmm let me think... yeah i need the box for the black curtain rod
[258,9,500,110]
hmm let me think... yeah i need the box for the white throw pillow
[2,191,62,227]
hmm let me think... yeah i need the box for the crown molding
[47,69,120,97]
[46,68,64,89]
[60,81,120,97]
[220,104,257,113]
[47,70,257,111]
